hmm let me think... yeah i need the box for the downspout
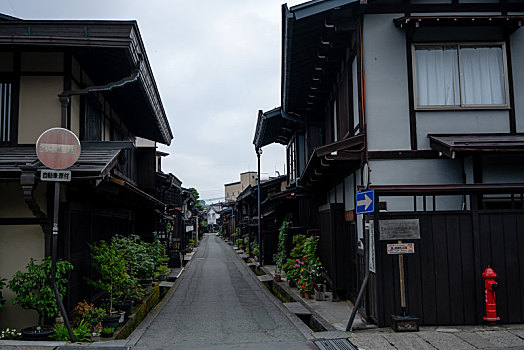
[20,165,52,243]
[347,14,370,332]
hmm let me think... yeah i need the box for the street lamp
[256,147,263,266]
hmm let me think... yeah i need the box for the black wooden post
[257,147,263,266]
[51,182,75,342]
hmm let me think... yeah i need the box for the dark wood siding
[373,210,524,327]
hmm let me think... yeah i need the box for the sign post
[381,219,420,332]
[347,189,375,331]
[36,128,80,342]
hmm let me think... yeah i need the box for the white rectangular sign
[40,170,71,182]
[185,225,194,232]
[369,220,376,273]
[387,243,415,255]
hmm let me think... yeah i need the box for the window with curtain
[414,43,508,108]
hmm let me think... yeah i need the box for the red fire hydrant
[483,267,500,322]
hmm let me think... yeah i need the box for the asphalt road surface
[131,233,314,350]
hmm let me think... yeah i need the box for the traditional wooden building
[255,0,524,327]
[0,14,175,328]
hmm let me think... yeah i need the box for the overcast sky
[1,0,304,202]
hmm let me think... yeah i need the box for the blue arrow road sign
[356,189,374,214]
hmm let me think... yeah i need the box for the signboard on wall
[379,219,420,241]
[185,225,194,232]
[387,243,415,255]
[369,220,376,273]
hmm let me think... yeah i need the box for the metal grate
[315,338,358,350]
[57,348,129,350]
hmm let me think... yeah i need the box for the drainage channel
[249,267,359,350]
[251,269,328,333]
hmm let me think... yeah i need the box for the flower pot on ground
[114,300,134,316]
[21,326,55,341]
[101,327,114,338]
[101,314,120,329]
[7,257,73,339]
[273,274,281,282]
[118,311,125,324]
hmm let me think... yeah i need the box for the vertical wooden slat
[433,214,451,324]
[517,213,524,322]
[459,214,477,324]
[503,213,521,322]
[446,215,465,324]
[420,214,437,324]
[489,214,508,322]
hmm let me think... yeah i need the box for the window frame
[412,41,510,111]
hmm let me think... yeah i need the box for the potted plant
[72,301,105,335]
[52,320,91,342]
[156,264,171,281]
[7,257,73,340]
[284,258,304,288]
[88,240,129,330]
[101,326,114,338]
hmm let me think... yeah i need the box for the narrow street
[130,233,314,350]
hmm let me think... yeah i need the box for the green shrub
[236,238,243,248]
[274,219,290,273]
[101,326,114,334]
[52,320,92,342]
[8,257,73,327]
[88,240,129,315]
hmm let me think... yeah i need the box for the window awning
[429,134,524,158]
[301,134,364,188]
[394,15,524,34]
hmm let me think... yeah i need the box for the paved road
[130,234,314,350]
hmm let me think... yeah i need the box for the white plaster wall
[0,183,46,329]
[363,14,411,151]
[416,110,510,150]
[369,159,463,186]
[18,76,63,144]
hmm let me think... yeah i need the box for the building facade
[0,14,176,328]
[224,171,258,201]
[254,0,524,327]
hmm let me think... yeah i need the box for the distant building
[224,171,257,201]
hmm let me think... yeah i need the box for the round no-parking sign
[36,128,81,170]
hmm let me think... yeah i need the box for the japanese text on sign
[387,243,415,255]
[40,170,71,182]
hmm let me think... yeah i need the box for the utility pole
[256,147,263,266]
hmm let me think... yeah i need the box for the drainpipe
[347,15,370,332]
